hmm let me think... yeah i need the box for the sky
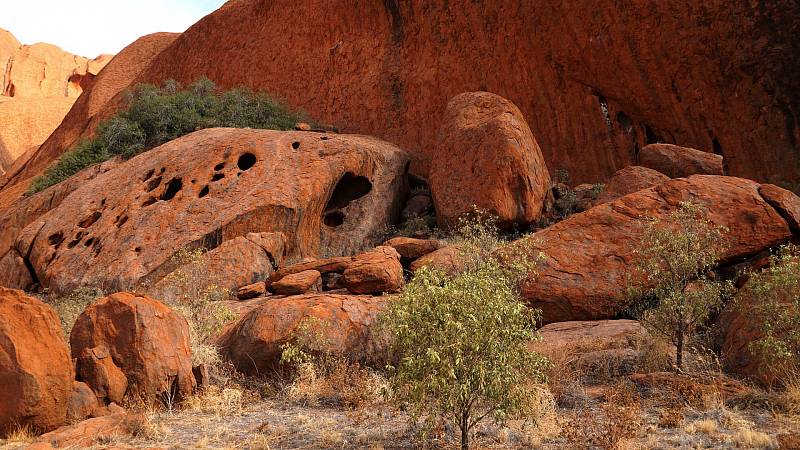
[1,0,227,57]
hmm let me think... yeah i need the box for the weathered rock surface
[0,32,176,191]
[342,246,404,294]
[596,166,670,204]
[430,92,550,229]
[237,281,267,300]
[518,176,798,323]
[0,27,111,173]
[216,294,388,374]
[70,293,195,403]
[759,183,800,233]
[32,406,127,449]
[638,144,725,178]
[0,287,73,435]
[12,128,408,294]
[409,246,465,275]
[270,270,322,295]
[75,345,129,405]
[530,320,659,377]
[5,0,797,205]
[66,382,100,424]
[383,237,442,261]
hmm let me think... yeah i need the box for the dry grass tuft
[0,423,37,444]
[731,428,778,449]
[123,411,164,441]
[283,361,388,410]
[183,385,246,414]
[684,418,718,434]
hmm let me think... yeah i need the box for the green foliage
[745,244,800,378]
[629,201,733,369]
[589,183,606,200]
[29,77,305,193]
[380,212,549,449]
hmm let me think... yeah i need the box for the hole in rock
[7,83,16,97]
[141,169,155,182]
[160,178,183,201]
[48,232,64,247]
[645,125,661,144]
[78,211,102,228]
[712,137,723,155]
[292,141,301,150]
[115,215,129,228]
[616,111,633,133]
[68,232,85,249]
[324,210,345,227]
[211,173,225,182]
[324,172,372,212]
[134,247,142,253]
[142,197,157,207]
[160,167,166,174]
[214,162,225,171]
[237,153,256,171]
[84,237,95,247]
[321,136,329,141]
[146,176,163,192]
[198,186,210,198]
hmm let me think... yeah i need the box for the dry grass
[40,286,104,336]
[183,385,247,414]
[684,418,718,434]
[282,360,388,410]
[731,428,778,449]
[0,424,36,445]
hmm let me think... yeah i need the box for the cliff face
[0,28,112,174]
[3,0,799,193]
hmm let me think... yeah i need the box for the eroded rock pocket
[323,173,372,227]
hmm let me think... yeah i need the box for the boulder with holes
[515,176,799,323]
[638,143,724,178]
[216,293,388,374]
[0,287,73,435]
[70,292,195,404]
[10,128,408,294]
[430,92,551,229]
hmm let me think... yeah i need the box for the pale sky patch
[1,0,227,58]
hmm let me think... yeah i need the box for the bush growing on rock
[743,244,800,380]
[629,201,733,369]
[380,213,549,450]
[29,77,305,193]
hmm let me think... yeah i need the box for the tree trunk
[460,413,469,450]
[676,331,684,370]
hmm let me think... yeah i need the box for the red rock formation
[409,246,465,275]
[0,287,73,435]
[342,246,404,294]
[66,382,100,424]
[216,293,388,375]
[0,28,111,174]
[638,144,725,178]
[518,176,799,323]
[383,237,442,261]
[5,0,797,200]
[270,269,322,295]
[430,92,551,229]
[11,128,408,294]
[69,292,195,404]
[596,166,670,204]
[75,345,129,405]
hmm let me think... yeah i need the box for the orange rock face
[11,128,408,294]
[596,166,670,204]
[5,0,797,199]
[0,287,73,435]
[69,293,195,404]
[518,176,798,323]
[383,237,442,261]
[216,293,388,374]
[0,28,111,174]
[409,246,465,275]
[638,144,725,178]
[270,270,322,295]
[342,246,404,294]
[430,92,551,229]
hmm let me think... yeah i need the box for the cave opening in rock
[322,173,373,227]
[198,185,210,198]
[160,178,183,201]
[237,153,256,171]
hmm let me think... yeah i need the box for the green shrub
[629,201,733,369]
[380,213,549,449]
[745,244,800,379]
[29,77,306,193]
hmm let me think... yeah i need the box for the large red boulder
[516,176,798,323]
[430,92,551,229]
[596,166,670,204]
[0,287,73,435]
[70,292,195,404]
[638,144,724,178]
[342,246,404,294]
[270,269,322,295]
[216,294,388,375]
[11,129,408,294]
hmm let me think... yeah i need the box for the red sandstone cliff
[2,0,798,196]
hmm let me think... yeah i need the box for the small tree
[629,201,733,369]
[381,213,549,449]
[745,244,800,379]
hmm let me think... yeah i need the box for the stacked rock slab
[11,128,408,294]
[638,144,724,178]
[0,287,73,435]
[430,92,551,229]
[517,176,799,323]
